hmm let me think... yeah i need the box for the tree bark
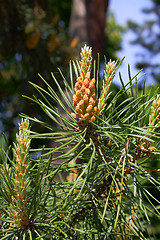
[69,0,109,61]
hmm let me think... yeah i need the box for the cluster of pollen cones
[12,119,30,229]
[70,44,117,127]
[71,71,98,125]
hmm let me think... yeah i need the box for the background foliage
[128,0,160,84]
[0,0,73,144]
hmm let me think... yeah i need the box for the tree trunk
[69,0,109,61]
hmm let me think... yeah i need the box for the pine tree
[0,45,160,239]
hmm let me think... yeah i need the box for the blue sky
[109,0,154,86]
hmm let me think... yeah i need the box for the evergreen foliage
[0,45,160,239]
